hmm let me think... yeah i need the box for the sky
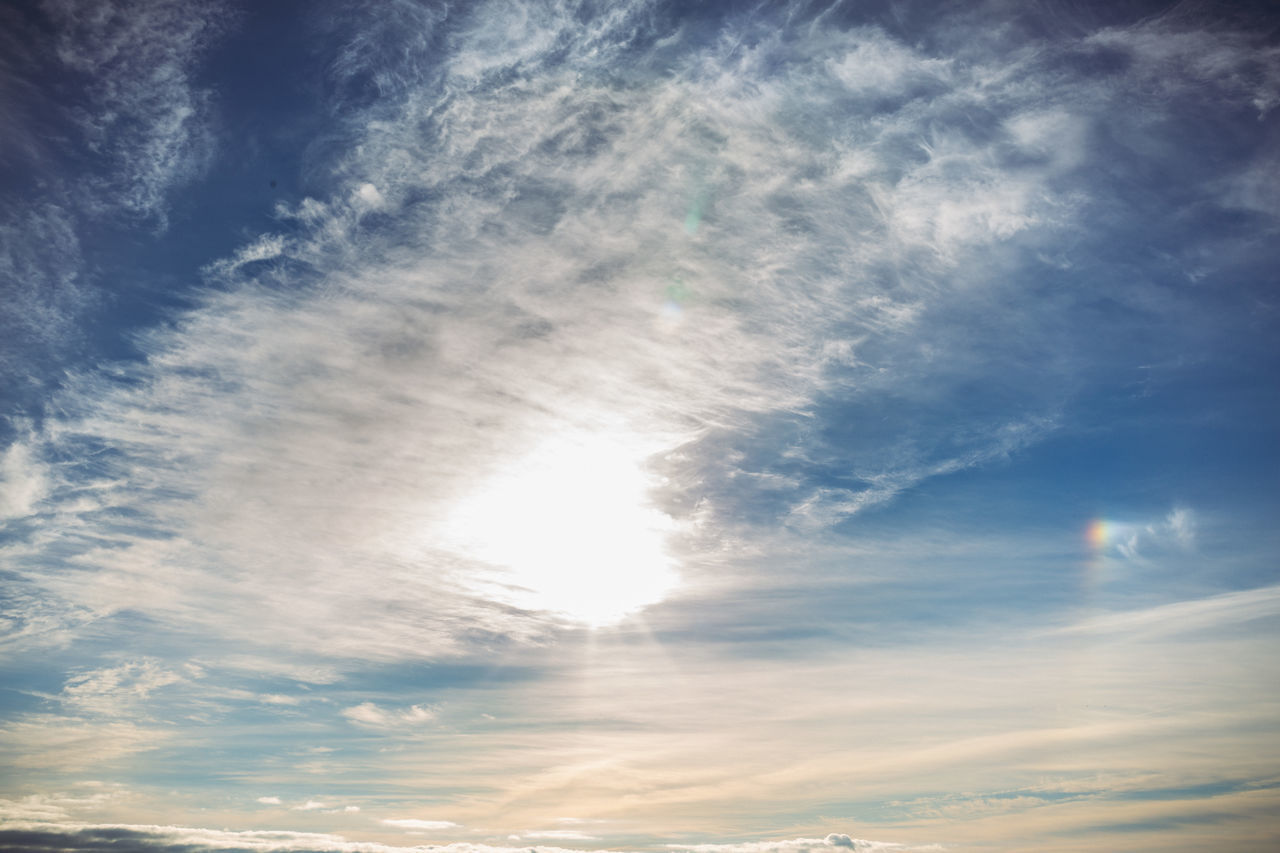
[0,0,1278,851]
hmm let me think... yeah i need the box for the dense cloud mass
[1,0,1278,851]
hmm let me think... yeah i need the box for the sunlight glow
[441,432,678,626]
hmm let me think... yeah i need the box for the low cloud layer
[0,824,933,853]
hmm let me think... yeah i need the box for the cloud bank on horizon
[1,0,1278,851]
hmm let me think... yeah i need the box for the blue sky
[1,0,1279,851]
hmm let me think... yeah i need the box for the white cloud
[342,702,437,729]
[1003,109,1091,172]
[382,818,461,830]
[1112,507,1198,561]
[0,204,86,377]
[204,234,288,277]
[785,416,1057,530]
[827,33,951,96]
[667,836,936,853]
[0,718,166,771]
[1052,584,1280,640]
[0,821,416,852]
[0,796,75,823]
[519,830,599,841]
[0,439,47,520]
[0,6,1275,853]
[1166,507,1195,549]
[3,7,1053,655]
[354,182,386,210]
[208,656,342,685]
[59,659,188,718]
[1087,24,1280,118]
[0,788,131,823]
[0,821,928,853]
[281,798,362,814]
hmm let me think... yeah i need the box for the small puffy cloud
[520,830,599,841]
[256,796,281,805]
[294,800,328,811]
[354,182,386,210]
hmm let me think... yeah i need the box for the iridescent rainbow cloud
[1086,518,1109,550]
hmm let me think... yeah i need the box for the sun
[440,431,678,626]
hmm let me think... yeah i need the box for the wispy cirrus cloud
[0,0,1274,670]
[1052,582,1280,639]
[39,0,230,224]
[1109,507,1197,560]
[0,0,230,402]
[0,718,167,772]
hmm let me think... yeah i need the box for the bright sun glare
[441,433,678,626]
